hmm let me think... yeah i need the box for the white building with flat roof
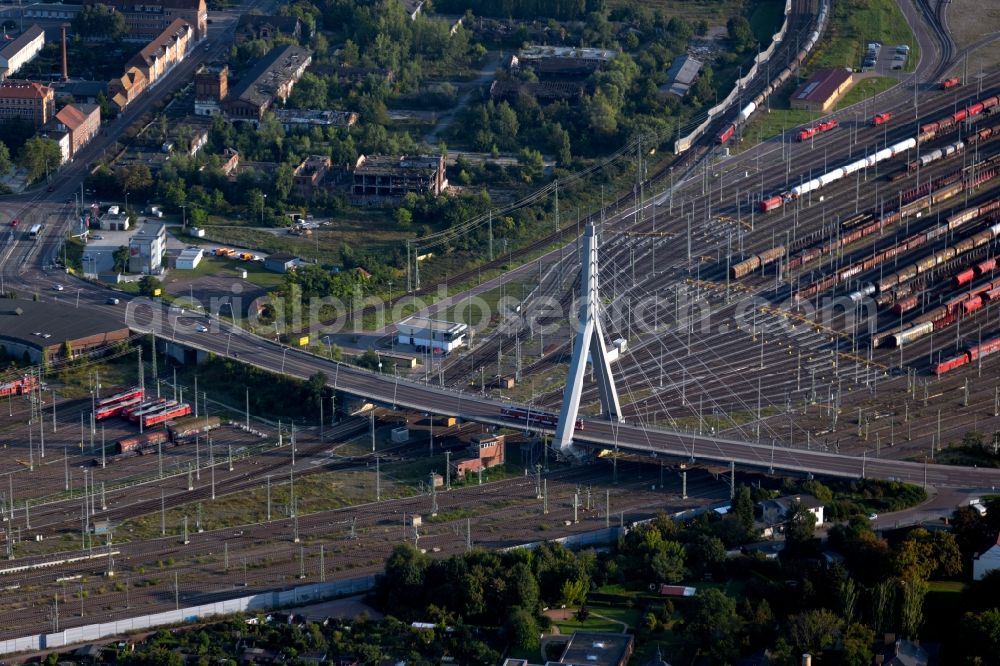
[129,222,166,274]
[176,247,203,270]
[396,316,467,353]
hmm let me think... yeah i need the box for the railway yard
[0,386,727,639]
[2,0,1000,648]
[432,77,1000,475]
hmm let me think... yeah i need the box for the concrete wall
[0,575,376,656]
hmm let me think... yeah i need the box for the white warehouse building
[176,247,203,270]
[396,316,467,353]
[0,25,44,79]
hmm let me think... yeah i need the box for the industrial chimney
[61,25,68,81]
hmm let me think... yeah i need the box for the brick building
[292,154,331,199]
[108,67,147,111]
[455,433,506,479]
[90,0,207,41]
[222,44,311,122]
[128,19,192,86]
[41,103,100,162]
[0,79,54,127]
[790,68,854,112]
[194,63,227,116]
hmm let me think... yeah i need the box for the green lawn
[835,76,897,110]
[808,0,918,74]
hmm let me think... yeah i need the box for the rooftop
[397,316,467,334]
[354,154,441,176]
[518,45,619,62]
[229,43,311,107]
[0,299,130,349]
[661,54,703,96]
[0,24,44,59]
[131,222,166,241]
[54,103,98,130]
[131,18,191,69]
[265,252,297,262]
[0,79,52,99]
[792,67,852,103]
[559,632,634,666]
[273,108,358,127]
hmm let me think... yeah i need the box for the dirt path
[424,52,502,144]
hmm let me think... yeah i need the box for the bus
[27,224,42,240]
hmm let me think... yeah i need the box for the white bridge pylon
[555,223,623,457]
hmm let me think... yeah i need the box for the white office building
[396,316,467,353]
[128,222,167,274]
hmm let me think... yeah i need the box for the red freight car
[872,112,892,126]
[117,430,170,455]
[892,294,919,315]
[759,195,783,212]
[942,77,961,89]
[968,336,1000,361]
[935,355,968,375]
[954,268,976,287]
[718,125,735,143]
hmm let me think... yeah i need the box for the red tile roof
[792,68,852,103]
[0,79,52,99]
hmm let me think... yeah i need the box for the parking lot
[861,42,909,72]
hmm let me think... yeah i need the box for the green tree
[112,245,129,273]
[394,208,413,228]
[732,486,755,540]
[784,500,818,552]
[727,15,755,52]
[687,589,742,662]
[138,275,162,296]
[898,577,928,637]
[19,137,62,184]
[305,371,328,404]
[517,148,544,183]
[650,540,686,583]
[72,3,126,41]
[787,608,843,656]
[504,607,539,651]
[0,141,11,176]
[841,623,875,666]
[115,164,153,195]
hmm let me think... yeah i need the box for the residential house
[40,103,100,162]
[128,19,192,88]
[222,44,312,122]
[756,494,825,537]
[0,24,45,79]
[0,79,54,127]
[108,67,147,111]
[974,533,1000,580]
[234,14,302,44]
[351,154,447,204]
